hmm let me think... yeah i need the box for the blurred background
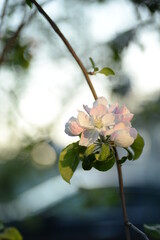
[0,0,160,239]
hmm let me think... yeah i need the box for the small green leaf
[59,142,85,183]
[89,57,96,69]
[98,143,110,161]
[99,67,115,76]
[130,134,144,160]
[0,227,23,240]
[94,151,115,171]
[144,224,160,239]
[94,67,99,72]
[26,0,32,8]
[118,156,128,164]
[85,144,96,157]
[118,148,133,164]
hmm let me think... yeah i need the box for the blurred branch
[0,9,36,65]
[0,0,9,34]
[0,0,51,66]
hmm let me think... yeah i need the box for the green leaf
[144,224,160,239]
[118,148,133,164]
[93,151,115,171]
[98,143,110,161]
[85,144,96,157]
[59,142,85,183]
[82,155,95,170]
[89,57,96,69]
[118,156,128,164]
[0,228,23,240]
[0,221,4,232]
[130,134,145,160]
[26,0,32,8]
[94,67,99,72]
[99,67,115,76]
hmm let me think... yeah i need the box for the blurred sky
[17,0,160,147]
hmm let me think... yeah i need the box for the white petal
[93,97,108,107]
[90,105,107,118]
[65,117,83,136]
[79,129,99,146]
[77,111,93,129]
[83,104,91,114]
[102,113,115,126]
[110,128,137,147]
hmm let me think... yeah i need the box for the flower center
[94,118,103,129]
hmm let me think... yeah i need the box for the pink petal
[65,117,83,136]
[105,121,131,136]
[115,113,134,123]
[93,97,108,107]
[110,127,137,147]
[77,111,93,129]
[90,105,107,118]
[108,102,119,113]
[83,104,91,114]
[102,113,115,126]
[79,129,99,146]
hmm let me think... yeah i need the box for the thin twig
[114,148,131,240]
[0,0,9,34]
[31,0,98,100]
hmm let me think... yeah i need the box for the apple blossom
[65,97,137,147]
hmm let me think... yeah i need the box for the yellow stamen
[94,119,103,129]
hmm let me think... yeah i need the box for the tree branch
[0,0,9,35]
[114,148,131,240]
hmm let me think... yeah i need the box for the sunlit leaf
[26,0,32,8]
[59,142,85,183]
[144,224,160,239]
[93,151,115,171]
[85,144,95,157]
[0,227,22,240]
[130,134,144,160]
[99,67,115,76]
[98,143,110,161]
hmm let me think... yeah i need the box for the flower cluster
[65,97,137,148]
